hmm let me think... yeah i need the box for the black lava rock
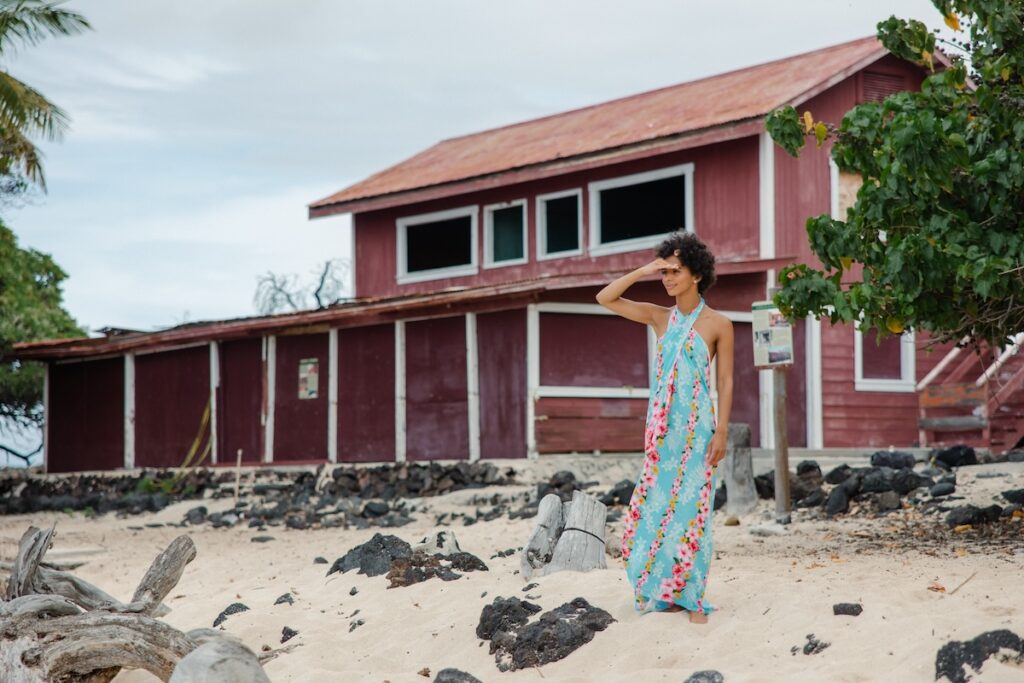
[945,504,1003,527]
[495,597,615,671]
[313,556,328,564]
[796,460,822,478]
[1002,504,1022,518]
[328,533,412,577]
[861,467,895,493]
[281,626,298,643]
[597,479,635,506]
[875,491,901,512]
[433,669,483,683]
[833,602,863,617]
[362,501,390,517]
[537,471,583,502]
[447,552,489,573]
[796,488,826,508]
[1008,451,1024,462]
[212,602,249,627]
[1002,488,1024,505]
[274,593,293,606]
[929,483,955,497]
[251,535,275,543]
[892,469,934,495]
[476,597,542,640]
[934,445,977,469]
[824,464,853,485]
[684,671,725,683]
[870,450,916,470]
[935,629,1024,683]
[826,487,849,516]
[801,633,830,655]
[185,506,208,525]
[713,483,727,511]
[754,473,775,500]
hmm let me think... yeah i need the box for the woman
[596,231,734,623]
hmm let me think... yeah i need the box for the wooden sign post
[752,301,793,524]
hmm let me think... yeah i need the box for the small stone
[796,488,826,508]
[281,626,298,643]
[930,483,955,497]
[826,487,849,516]
[824,464,853,485]
[684,671,725,683]
[801,633,830,655]
[349,618,365,632]
[433,668,483,683]
[521,583,539,593]
[1002,489,1024,506]
[870,450,916,470]
[349,586,358,596]
[250,535,275,543]
[418,667,431,677]
[313,556,328,564]
[274,593,293,606]
[724,516,740,526]
[833,602,863,617]
[185,505,208,525]
[212,602,249,627]
[875,491,901,511]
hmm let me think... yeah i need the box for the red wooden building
[16,37,1024,473]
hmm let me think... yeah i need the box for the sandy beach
[2,456,1022,683]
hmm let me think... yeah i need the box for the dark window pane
[406,215,472,273]
[544,195,579,254]
[599,174,686,244]
[862,328,903,379]
[491,205,524,262]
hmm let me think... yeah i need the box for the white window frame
[483,199,528,268]
[396,205,478,285]
[854,323,916,392]
[536,188,583,260]
[587,163,695,257]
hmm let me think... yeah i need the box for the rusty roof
[12,256,790,361]
[311,36,888,216]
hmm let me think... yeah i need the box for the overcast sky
[9,0,946,333]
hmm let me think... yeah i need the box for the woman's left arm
[707,318,734,467]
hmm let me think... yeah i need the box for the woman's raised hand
[641,258,681,276]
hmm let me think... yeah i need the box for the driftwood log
[521,490,607,579]
[0,525,269,682]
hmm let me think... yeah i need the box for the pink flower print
[689,539,700,553]
[659,588,674,602]
[672,562,685,578]
[682,558,694,572]
[672,575,687,591]
[629,507,641,521]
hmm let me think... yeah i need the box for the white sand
[2,459,1022,683]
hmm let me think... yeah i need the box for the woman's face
[660,255,697,296]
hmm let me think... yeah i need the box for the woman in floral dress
[596,231,734,623]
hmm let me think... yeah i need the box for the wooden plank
[536,397,647,419]
[920,382,987,408]
[918,416,988,431]
[536,416,643,453]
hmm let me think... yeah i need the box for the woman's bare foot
[688,611,708,624]
[662,604,685,613]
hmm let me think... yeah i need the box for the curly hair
[655,231,716,294]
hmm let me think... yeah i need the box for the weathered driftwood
[5,525,55,600]
[0,526,267,682]
[169,630,271,683]
[722,422,757,516]
[521,491,607,579]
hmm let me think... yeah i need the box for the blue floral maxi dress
[622,298,717,614]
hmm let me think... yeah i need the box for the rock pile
[935,629,1023,683]
[328,532,489,589]
[477,596,615,672]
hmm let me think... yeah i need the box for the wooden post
[723,423,756,516]
[772,367,791,524]
[233,449,243,506]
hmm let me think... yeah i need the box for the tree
[766,0,1024,348]
[254,258,350,315]
[0,223,82,433]
[0,0,90,190]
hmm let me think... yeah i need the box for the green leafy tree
[0,0,90,189]
[0,223,81,430]
[766,0,1024,347]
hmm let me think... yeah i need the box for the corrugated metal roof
[311,37,886,214]
[13,257,791,360]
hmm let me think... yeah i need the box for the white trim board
[759,131,776,259]
[536,386,650,399]
[394,321,407,462]
[328,328,339,463]
[124,353,136,469]
[466,314,481,461]
[209,342,219,465]
[526,304,539,459]
[263,336,276,463]
[854,324,916,393]
[483,199,528,268]
[396,205,479,285]
[536,188,583,260]
[587,163,695,257]
[805,315,824,448]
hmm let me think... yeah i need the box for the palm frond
[0,0,90,54]
[0,123,45,188]
[0,70,68,140]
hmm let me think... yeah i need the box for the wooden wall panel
[274,333,328,461]
[731,322,761,447]
[135,346,209,468]
[405,316,469,460]
[540,313,648,388]
[47,358,124,473]
[337,324,395,462]
[535,397,645,453]
[218,338,262,464]
[478,309,527,459]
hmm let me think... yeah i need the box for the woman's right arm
[595,259,674,326]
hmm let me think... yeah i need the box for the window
[854,326,916,392]
[588,163,694,256]
[396,206,478,284]
[537,189,582,259]
[483,200,527,267]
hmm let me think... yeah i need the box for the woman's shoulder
[701,306,734,329]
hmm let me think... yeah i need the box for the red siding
[354,137,761,299]
[338,324,395,461]
[405,316,469,460]
[478,310,526,458]
[274,333,328,461]
[731,322,761,447]
[536,397,645,453]
[47,358,124,473]
[135,346,210,468]
[218,339,263,464]
[540,313,648,388]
